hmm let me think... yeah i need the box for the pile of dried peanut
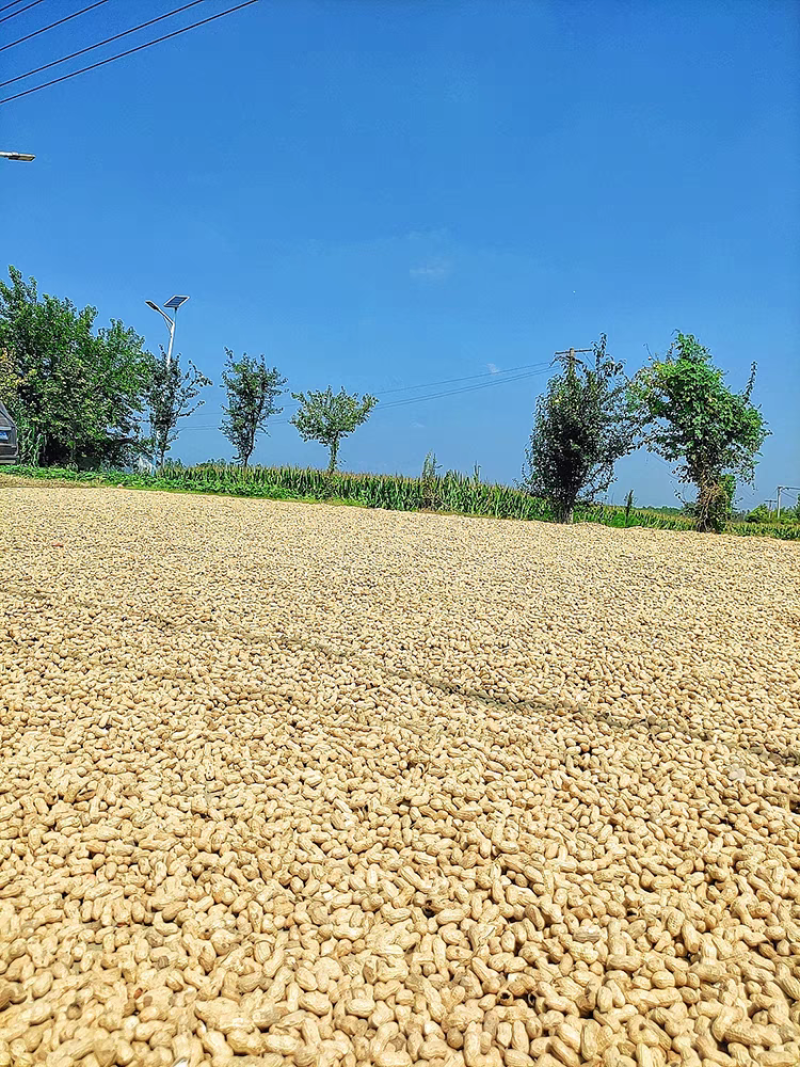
[1,484,799,1067]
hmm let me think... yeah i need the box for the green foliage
[144,348,211,468]
[0,266,153,466]
[630,333,769,532]
[0,348,21,407]
[746,504,770,523]
[420,451,441,482]
[716,473,737,529]
[420,451,442,508]
[650,505,685,515]
[681,473,737,533]
[701,485,732,533]
[221,349,286,467]
[9,461,799,540]
[623,490,634,523]
[290,387,377,472]
[742,500,800,526]
[521,336,640,523]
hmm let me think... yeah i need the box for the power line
[0,0,31,16]
[0,0,45,26]
[776,484,800,519]
[179,365,551,431]
[1,0,110,54]
[0,0,207,87]
[199,362,558,420]
[379,368,549,411]
[378,360,551,396]
[0,0,260,105]
[188,362,554,421]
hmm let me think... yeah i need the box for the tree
[0,267,153,466]
[221,350,286,468]
[144,348,211,468]
[630,333,769,532]
[521,336,640,523]
[0,349,22,408]
[291,387,377,473]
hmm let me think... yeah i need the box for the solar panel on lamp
[164,295,190,310]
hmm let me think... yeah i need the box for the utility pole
[776,486,800,520]
[553,347,593,376]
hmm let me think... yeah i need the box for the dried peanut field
[1,485,800,1067]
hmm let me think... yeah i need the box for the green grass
[4,462,799,540]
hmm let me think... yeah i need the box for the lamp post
[145,295,189,368]
[1,151,35,162]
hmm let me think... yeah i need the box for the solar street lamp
[1,151,35,162]
[145,294,189,368]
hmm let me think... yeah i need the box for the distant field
[1,484,800,1067]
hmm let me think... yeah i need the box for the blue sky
[3,0,798,507]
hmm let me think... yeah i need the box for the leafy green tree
[291,387,377,472]
[0,267,153,466]
[746,504,770,523]
[631,333,769,532]
[521,337,640,523]
[221,350,286,467]
[88,320,160,467]
[0,349,21,407]
[145,348,211,468]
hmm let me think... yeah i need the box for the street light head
[1,152,35,162]
[164,295,189,310]
[146,300,173,330]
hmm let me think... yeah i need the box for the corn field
[7,462,800,539]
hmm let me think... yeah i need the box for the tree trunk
[242,430,255,470]
[695,477,726,533]
[556,502,574,524]
[327,437,340,474]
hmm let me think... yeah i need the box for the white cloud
[412,422,426,430]
[409,258,452,282]
[487,363,500,375]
